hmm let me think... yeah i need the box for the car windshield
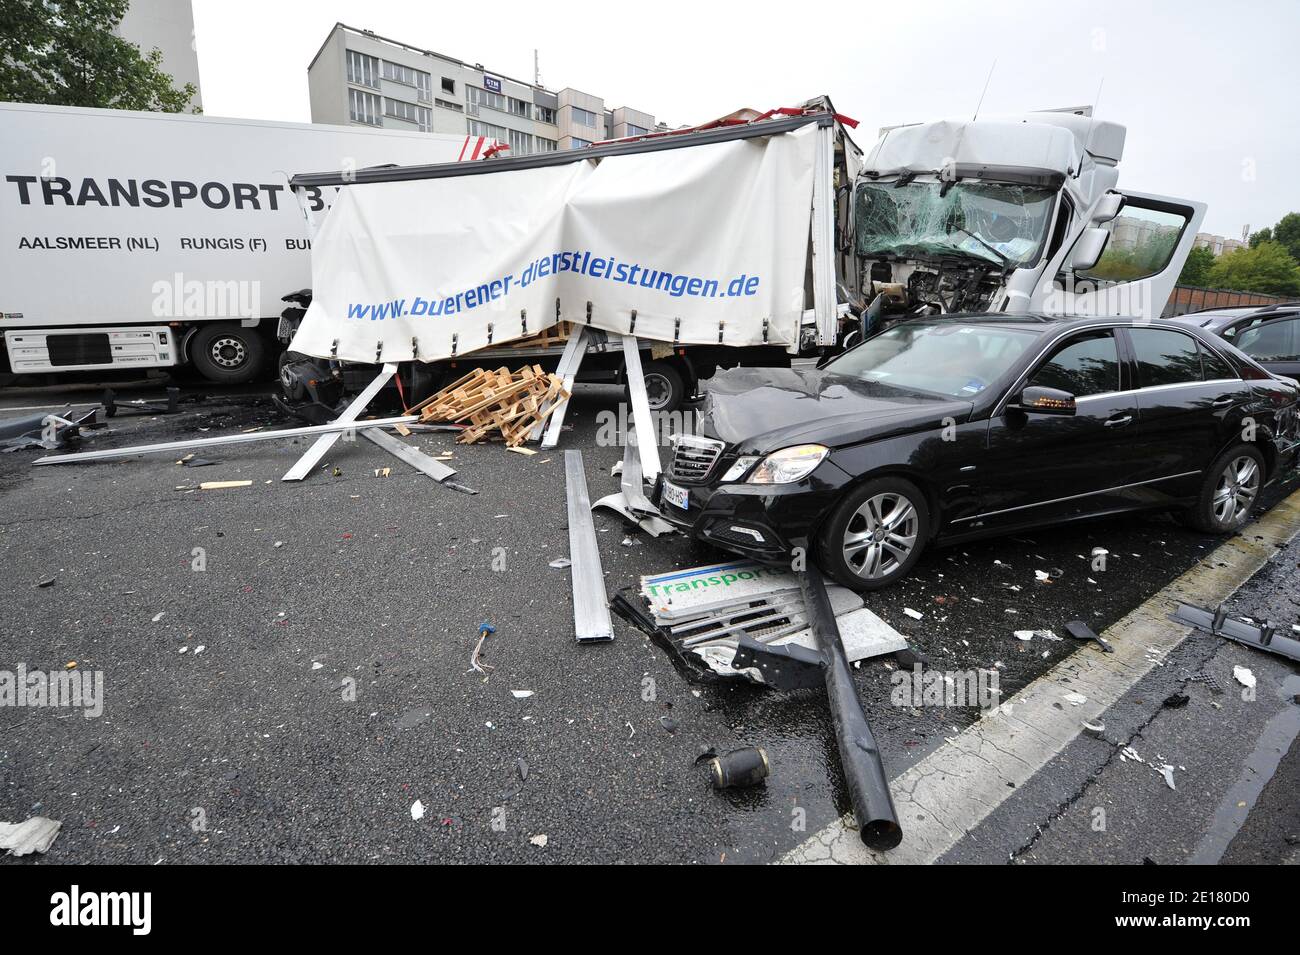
[826,322,1037,398]
[855,179,1058,268]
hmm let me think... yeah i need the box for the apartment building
[1193,232,1247,257]
[307,23,663,156]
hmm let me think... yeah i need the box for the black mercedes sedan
[653,315,1300,591]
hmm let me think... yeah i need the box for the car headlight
[721,455,760,482]
[746,444,829,484]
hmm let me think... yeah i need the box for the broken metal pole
[360,428,456,481]
[282,362,398,481]
[539,325,589,447]
[799,566,902,851]
[620,335,662,481]
[564,450,614,642]
[32,415,418,466]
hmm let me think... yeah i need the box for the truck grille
[670,435,725,483]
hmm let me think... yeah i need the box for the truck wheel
[640,360,685,413]
[190,323,268,385]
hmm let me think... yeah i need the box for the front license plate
[662,480,689,510]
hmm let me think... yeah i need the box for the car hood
[699,366,974,452]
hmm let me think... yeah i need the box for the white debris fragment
[1014,630,1035,641]
[1082,719,1106,734]
[410,800,425,821]
[548,557,572,569]
[1034,570,1050,582]
[511,690,534,699]
[152,612,165,623]
[1156,764,1176,790]
[529,833,548,847]
[0,816,62,856]
[1062,692,1087,706]
[1233,666,1256,689]
[903,608,923,620]
[311,662,323,670]
[1121,746,1144,764]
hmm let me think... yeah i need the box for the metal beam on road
[32,416,418,466]
[565,450,614,643]
[281,363,398,482]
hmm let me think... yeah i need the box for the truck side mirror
[1068,228,1111,272]
[1092,193,1124,224]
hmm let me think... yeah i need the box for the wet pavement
[1,375,1297,863]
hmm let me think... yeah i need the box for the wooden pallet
[414,364,568,447]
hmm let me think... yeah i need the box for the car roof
[920,313,1215,334]
[1170,303,1300,329]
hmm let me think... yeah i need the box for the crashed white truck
[0,102,481,387]
[276,102,1204,422]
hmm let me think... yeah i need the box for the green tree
[1177,244,1216,286]
[0,0,196,112]
[1270,212,1300,263]
[1206,241,1300,296]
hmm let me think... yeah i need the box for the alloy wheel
[1212,454,1260,525]
[842,491,919,579]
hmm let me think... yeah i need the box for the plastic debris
[1162,692,1190,708]
[1082,719,1106,735]
[547,557,571,569]
[903,608,923,620]
[1156,764,1177,790]
[0,816,62,856]
[529,833,548,847]
[1233,666,1256,689]
[1062,692,1087,706]
[510,689,534,699]
[410,799,426,821]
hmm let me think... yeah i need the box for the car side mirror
[1011,385,1077,416]
[1068,227,1111,272]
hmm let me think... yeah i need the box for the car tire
[817,476,930,591]
[639,360,685,413]
[1186,444,1265,533]
[190,323,268,385]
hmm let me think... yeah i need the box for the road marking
[781,487,1300,865]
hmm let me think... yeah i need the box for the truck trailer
[0,102,482,387]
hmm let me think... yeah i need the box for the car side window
[1198,342,1237,380]
[1129,328,1202,387]
[1234,318,1297,362]
[1027,331,1119,397]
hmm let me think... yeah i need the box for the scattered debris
[1169,602,1300,663]
[470,621,496,676]
[510,689,534,699]
[37,577,56,588]
[547,557,571,569]
[1162,692,1191,709]
[0,816,62,856]
[1065,619,1114,653]
[565,450,614,643]
[529,833,548,847]
[1082,719,1106,735]
[903,607,924,620]
[1155,764,1177,790]
[709,747,770,789]
[198,480,252,490]
[1233,665,1256,689]
[1062,692,1087,706]
[410,800,426,821]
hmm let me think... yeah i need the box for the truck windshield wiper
[951,228,1011,271]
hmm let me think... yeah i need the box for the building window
[346,50,379,89]
[570,107,596,127]
[441,76,455,94]
[625,124,648,137]
[349,88,381,126]
[385,97,431,131]
[569,137,592,149]
[507,96,531,120]
[468,85,506,113]
[508,128,533,155]
[467,119,509,141]
[435,98,463,112]
[536,106,556,125]
[535,136,557,152]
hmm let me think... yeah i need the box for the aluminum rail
[31,416,418,466]
[290,112,836,189]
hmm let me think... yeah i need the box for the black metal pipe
[799,567,902,851]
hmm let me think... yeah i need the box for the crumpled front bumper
[652,459,853,563]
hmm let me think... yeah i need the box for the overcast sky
[192,0,1298,237]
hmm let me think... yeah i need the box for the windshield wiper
[951,228,1012,271]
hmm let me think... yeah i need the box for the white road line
[781,488,1300,865]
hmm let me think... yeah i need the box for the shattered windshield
[855,179,1058,268]
[826,321,1036,399]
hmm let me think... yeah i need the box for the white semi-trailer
[0,103,479,386]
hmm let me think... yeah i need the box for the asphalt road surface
[1,375,1297,864]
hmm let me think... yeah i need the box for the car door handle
[1104,414,1133,428]
[1211,396,1235,408]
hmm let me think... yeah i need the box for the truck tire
[640,360,685,413]
[190,323,268,385]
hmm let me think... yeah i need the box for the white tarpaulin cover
[289,125,818,363]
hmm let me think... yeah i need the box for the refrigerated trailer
[0,102,482,386]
